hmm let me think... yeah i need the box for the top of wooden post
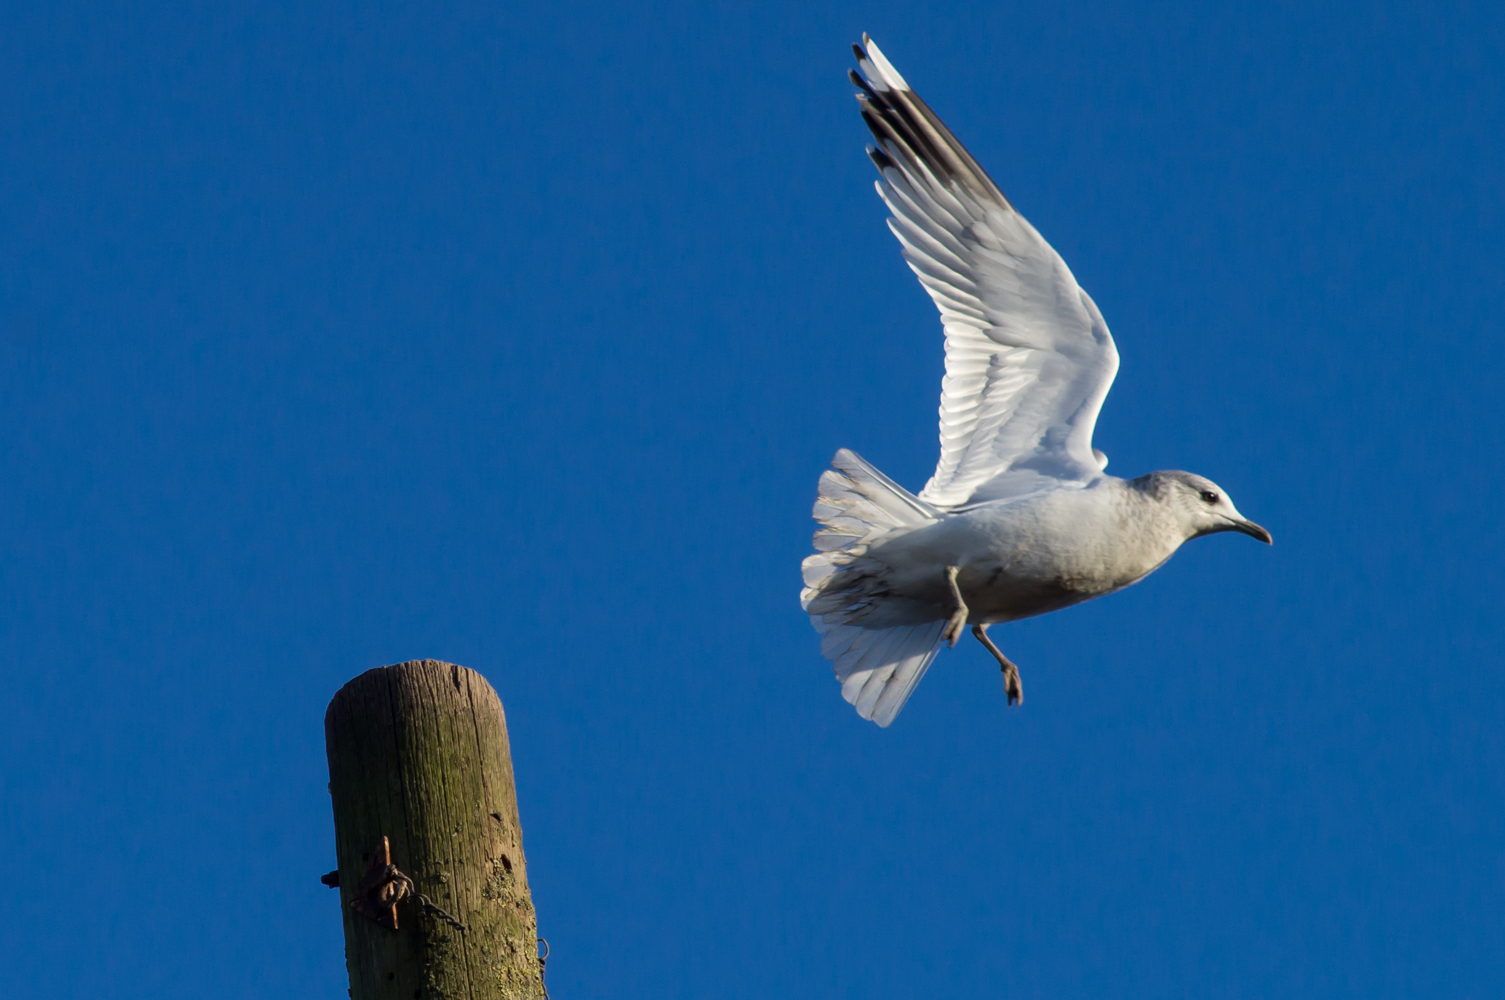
[325,660,544,1000]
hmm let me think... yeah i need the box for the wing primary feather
[849,68,879,101]
[860,103,943,184]
[856,60,1013,211]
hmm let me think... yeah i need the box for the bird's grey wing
[853,36,1119,509]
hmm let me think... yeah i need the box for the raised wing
[852,36,1119,509]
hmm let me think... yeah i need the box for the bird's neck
[1116,479,1195,566]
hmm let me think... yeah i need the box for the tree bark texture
[326,660,544,1000]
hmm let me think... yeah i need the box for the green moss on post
[325,660,544,1000]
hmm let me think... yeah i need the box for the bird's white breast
[865,480,1184,624]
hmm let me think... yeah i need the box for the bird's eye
[1200,490,1219,504]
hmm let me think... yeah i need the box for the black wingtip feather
[849,68,880,101]
[846,37,1015,210]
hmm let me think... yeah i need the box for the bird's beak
[1231,519,1273,544]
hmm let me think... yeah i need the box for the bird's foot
[972,624,1023,707]
[944,608,968,647]
[1002,662,1023,707]
[943,565,969,647]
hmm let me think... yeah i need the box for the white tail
[801,449,946,726]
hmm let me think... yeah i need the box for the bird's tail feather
[802,449,945,726]
[800,448,937,592]
[815,618,947,726]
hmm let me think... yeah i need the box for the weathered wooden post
[325,659,545,1000]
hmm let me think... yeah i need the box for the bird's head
[1134,470,1272,544]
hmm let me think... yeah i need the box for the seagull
[801,35,1272,727]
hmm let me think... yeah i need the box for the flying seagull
[801,36,1272,727]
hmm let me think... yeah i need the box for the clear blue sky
[4,2,1503,996]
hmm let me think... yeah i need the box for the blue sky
[3,1,1503,996]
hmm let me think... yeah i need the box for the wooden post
[325,660,545,1000]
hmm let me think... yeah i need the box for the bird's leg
[943,565,969,647]
[972,623,1023,707]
